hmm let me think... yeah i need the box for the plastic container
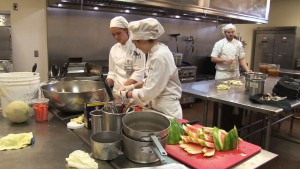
[32,98,49,122]
[0,72,40,117]
[259,63,269,73]
[173,53,183,66]
[267,64,280,77]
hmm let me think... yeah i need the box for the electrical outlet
[13,3,18,11]
[34,50,39,57]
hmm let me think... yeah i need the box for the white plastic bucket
[0,72,40,117]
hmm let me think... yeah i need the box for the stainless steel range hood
[47,0,270,24]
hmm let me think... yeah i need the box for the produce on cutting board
[166,120,261,169]
[167,119,184,145]
[167,120,239,157]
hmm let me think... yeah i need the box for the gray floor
[182,100,300,169]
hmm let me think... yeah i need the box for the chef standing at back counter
[116,18,183,119]
[211,23,252,80]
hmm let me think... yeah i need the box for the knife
[181,120,199,125]
[100,73,114,101]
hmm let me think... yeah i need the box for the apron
[150,97,182,119]
[215,70,240,80]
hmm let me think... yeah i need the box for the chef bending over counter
[114,18,183,119]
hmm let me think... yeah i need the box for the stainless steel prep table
[0,113,113,169]
[182,76,300,150]
[182,77,246,125]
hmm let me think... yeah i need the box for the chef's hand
[114,91,128,101]
[224,58,233,64]
[120,84,135,91]
[246,69,253,73]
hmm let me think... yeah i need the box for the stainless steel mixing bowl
[41,80,108,114]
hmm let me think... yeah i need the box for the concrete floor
[182,100,300,169]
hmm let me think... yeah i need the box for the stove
[178,66,197,104]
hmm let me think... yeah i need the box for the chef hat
[110,16,128,29]
[128,18,165,40]
[222,23,236,35]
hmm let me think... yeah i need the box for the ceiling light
[175,15,180,18]
[125,10,130,13]
[57,3,62,7]
[194,18,200,21]
[93,7,99,10]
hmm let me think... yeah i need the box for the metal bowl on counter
[41,80,108,114]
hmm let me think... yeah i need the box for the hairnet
[222,23,236,35]
[110,16,128,29]
[128,18,165,40]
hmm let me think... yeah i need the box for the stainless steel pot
[249,78,266,96]
[90,131,123,160]
[102,108,126,133]
[245,72,267,90]
[121,130,168,164]
[122,111,170,141]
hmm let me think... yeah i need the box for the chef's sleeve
[211,41,222,58]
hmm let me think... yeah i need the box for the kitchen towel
[0,132,34,150]
[66,150,98,169]
[249,94,292,112]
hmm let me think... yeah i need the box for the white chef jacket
[211,38,245,80]
[132,43,183,119]
[107,40,145,91]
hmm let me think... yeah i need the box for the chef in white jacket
[106,16,145,91]
[211,23,251,80]
[117,18,182,119]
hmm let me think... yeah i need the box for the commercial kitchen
[1,0,300,169]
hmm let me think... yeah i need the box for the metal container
[122,111,170,142]
[245,72,267,90]
[249,78,266,96]
[102,105,126,132]
[173,53,183,66]
[90,131,123,160]
[41,80,108,114]
[121,130,168,164]
[90,110,103,134]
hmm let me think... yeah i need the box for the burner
[50,107,83,122]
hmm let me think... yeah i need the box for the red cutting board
[166,122,261,169]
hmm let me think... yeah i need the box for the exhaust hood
[47,0,270,24]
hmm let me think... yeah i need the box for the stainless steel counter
[182,77,246,125]
[0,113,113,169]
[69,114,278,169]
[0,111,277,169]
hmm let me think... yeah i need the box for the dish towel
[66,150,98,169]
[0,132,34,150]
[249,94,292,112]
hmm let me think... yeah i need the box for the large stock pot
[121,111,170,164]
